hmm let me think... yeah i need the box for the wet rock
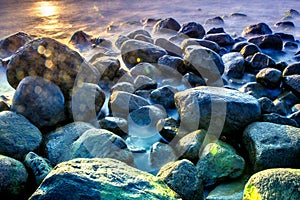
[175,86,261,135]
[248,34,283,50]
[243,168,300,200]
[129,62,161,80]
[262,113,299,127]
[178,22,205,38]
[45,122,94,166]
[158,55,185,71]
[282,62,300,76]
[157,117,179,143]
[0,32,31,59]
[0,111,42,160]
[155,38,183,56]
[149,142,177,169]
[240,44,261,58]
[153,18,181,33]
[256,68,282,88]
[115,35,129,49]
[11,76,65,128]
[181,38,221,53]
[29,158,180,200]
[207,27,225,34]
[0,155,28,198]
[65,129,134,165]
[69,30,93,51]
[274,21,295,29]
[231,41,251,52]
[183,45,224,82]
[284,41,298,50]
[239,82,281,100]
[109,91,149,118]
[230,13,247,17]
[258,97,277,114]
[182,72,206,87]
[111,82,135,94]
[157,159,203,200]
[242,22,272,37]
[196,141,245,186]
[126,29,151,39]
[176,129,206,161]
[150,85,177,109]
[203,33,235,47]
[121,39,167,67]
[7,38,99,99]
[222,52,245,78]
[205,16,224,25]
[245,52,276,74]
[243,122,300,171]
[289,110,300,125]
[98,117,128,138]
[133,75,157,91]
[24,152,52,185]
[134,34,154,44]
[274,32,295,42]
[0,101,10,111]
[134,89,152,99]
[91,56,120,80]
[283,75,300,96]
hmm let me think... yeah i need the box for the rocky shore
[0,8,300,200]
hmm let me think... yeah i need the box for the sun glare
[38,2,57,17]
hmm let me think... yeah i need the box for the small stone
[204,33,235,46]
[182,72,206,87]
[0,101,10,111]
[248,34,283,50]
[115,35,129,49]
[153,18,181,33]
[150,85,177,109]
[230,13,247,17]
[283,75,300,96]
[231,41,251,52]
[274,21,295,29]
[240,44,261,58]
[222,52,245,78]
[242,22,272,36]
[284,41,298,50]
[157,117,179,143]
[178,22,206,38]
[205,16,224,25]
[207,27,225,34]
[239,82,281,100]
[158,55,185,71]
[126,29,151,39]
[274,32,295,42]
[256,68,282,88]
[134,75,157,91]
[258,97,277,114]
[69,30,93,51]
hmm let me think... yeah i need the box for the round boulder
[178,22,205,38]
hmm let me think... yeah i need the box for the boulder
[283,75,300,96]
[157,159,203,200]
[0,111,42,160]
[262,113,299,127]
[243,168,300,200]
[248,34,283,50]
[245,52,276,74]
[203,33,235,47]
[274,21,295,29]
[150,85,177,109]
[178,22,205,38]
[133,75,157,91]
[282,62,300,76]
[222,52,245,78]
[154,38,183,57]
[256,68,282,88]
[181,38,221,53]
[240,44,261,58]
[175,86,261,135]
[91,56,120,80]
[153,18,181,33]
[243,122,300,171]
[29,158,180,200]
[126,29,152,39]
[242,23,272,36]
[110,82,135,94]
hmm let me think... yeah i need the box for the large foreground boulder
[29,158,181,200]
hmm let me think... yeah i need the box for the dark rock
[222,52,245,78]
[115,35,129,49]
[178,22,206,38]
[243,122,300,171]
[242,22,272,36]
[126,29,151,39]
[283,75,300,96]
[0,101,10,111]
[284,41,298,50]
[182,72,206,87]
[150,85,177,109]
[149,142,177,169]
[239,82,281,100]
[240,44,261,58]
[24,152,52,185]
[205,16,224,25]
[0,155,28,198]
[120,39,167,67]
[243,168,300,200]
[157,117,179,143]
[0,111,42,160]
[45,122,94,166]
[230,13,247,17]
[277,91,300,106]
[207,27,225,34]
[181,38,221,53]
[248,34,283,50]
[289,110,300,125]
[29,158,180,200]
[258,97,277,114]
[196,141,245,186]
[157,159,203,200]
[245,52,276,74]
[256,68,282,88]
[98,117,128,138]
[274,21,295,29]
[69,30,93,51]
[154,38,183,56]
[175,86,261,135]
[11,76,65,128]
[134,34,154,44]
[274,32,295,42]
[153,18,181,33]
[0,32,31,59]
[134,89,152,99]
[262,113,299,127]
[133,75,157,91]
[274,61,288,71]
[111,82,135,94]
[231,41,251,52]
[204,33,235,46]
[158,55,185,71]
[282,62,300,76]
[91,56,120,80]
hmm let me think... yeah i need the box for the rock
[11,76,65,128]
[204,33,235,46]
[289,110,300,125]
[231,41,250,52]
[134,75,157,91]
[248,34,283,50]
[91,56,120,80]
[181,38,221,53]
[121,39,167,67]
[258,97,277,114]
[126,29,151,39]
[134,34,154,44]
[65,129,134,165]
[205,16,224,25]
[134,89,152,99]
[157,117,179,143]
[239,82,281,100]
[275,32,295,42]
[150,85,177,109]
[196,141,245,186]
[24,152,52,185]
[0,111,42,160]
[115,35,129,49]
[176,129,206,161]
[222,52,245,78]
[262,113,299,127]
[245,52,276,74]
[109,91,149,118]
[230,13,247,17]
[178,22,206,38]
[69,30,93,51]
[243,168,300,200]
[6,38,100,98]
[283,75,300,96]
[111,82,135,94]
[29,158,180,200]
[149,142,177,169]
[286,9,300,17]
[158,55,185,71]
[0,32,31,59]
[242,23,272,36]
[98,117,128,138]
[182,72,206,87]
[274,21,295,29]
[0,155,28,198]
[243,122,300,171]
[175,86,261,135]
[183,46,224,82]
[206,27,225,34]
[282,62,300,76]
[157,159,203,200]
[0,100,10,111]
[256,68,282,88]
[240,44,261,58]
[129,62,162,80]
[154,38,183,57]
[45,121,95,166]
[284,41,298,50]
[153,18,181,33]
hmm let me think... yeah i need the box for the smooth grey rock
[222,52,245,78]
[258,97,277,114]
[205,16,224,25]
[155,38,183,57]
[115,35,129,49]
[133,75,157,91]
[69,30,93,51]
[153,18,181,33]
[239,82,281,100]
[157,117,179,143]
[283,75,300,96]
[282,62,300,76]
[231,41,251,52]
[256,68,282,88]
[204,33,235,47]
[181,38,221,53]
[150,85,177,109]
[111,82,135,94]
[129,62,162,80]
[248,34,283,50]
[245,52,276,74]
[126,29,151,39]
[158,55,185,71]
[134,34,154,44]
[274,21,295,29]
[149,142,177,170]
[91,56,120,80]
